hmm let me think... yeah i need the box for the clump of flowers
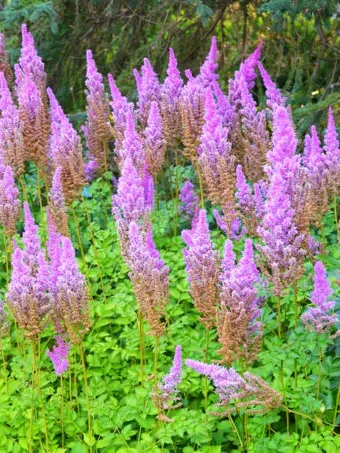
[217,239,263,365]
[46,336,71,375]
[152,345,182,422]
[179,180,199,223]
[7,203,51,338]
[144,101,166,176]
[182,209,220,328]
[48,166,69,237]
[302,261,339,338]
[186,359,282,415]
[0,165,21,237]
[127,222,169,337]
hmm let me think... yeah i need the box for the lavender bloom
[0,73,25,175]
[257,62,286,110]
[112,157,154,260]
[239,40,263,90]
[323,107,340,190]
[160,48,183,143]
[48,166,69,236]
[54,236,91,344]
[153,345,182,422]
[116,110,146,171]
[198,36,219,87]
[84,158,99,182]
[85,50,111,173]
[144,101,166,176]
[134,58,161,124]
[257,171,305,294]
[212,81,234,128]
[7,204,51,337]
[267,106,297,170]
[19,24,46,89]
[218,239,262,364]
[179,180,199,223]
[128,221,169,337]
[15,72,49,169]
[182,209,220,328]
[0,165,21,237]
[108,73,133,154]
[213,209,246,240]
[48,88,85,200]
[186,359,282,415]
[47,336,71,375]
[302,262,339,337]
[0,32,13,83]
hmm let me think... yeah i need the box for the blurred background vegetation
[0,0,339,135]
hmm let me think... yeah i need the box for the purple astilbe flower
[257,62,286,110]
[47,88,85,201]
[257,171,306,294]
[217,239,263,364]
[85,50,111,173]
[54,236,91,344]
[198,88,235,230]
[182,209,220,328]
[19,24,46,89]
[160,48,183,144]
[116,110,146,172]
[112,157,154,261]
[84,157,99,182]
[239,40,263,91]
[302,262,339,337]
[134,58,161,124]
[48,166,69,236]
[108,73,133,154]
[212,81,234,128]
[152,345,182,422]
[198,36,219,87]
[0,32,13,83]
[128,221,169,337]
[178,72,205,161]
[213,209,246,240]
[0,73,25,175]
[267,106,297,170]
[15,71,49,170]
[144,101,166,176]
[47,336,71,375]
[0,165,21,237]
[323,107,340,190]
[7,205,51,338]
[46,214,63,293]
[179,180,199,223]
[186,359,282,415]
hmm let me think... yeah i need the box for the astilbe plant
[185,359,282,415]
[182,209,220,328]
[160,48,183,145]
[323,107,340,193]
[112,157,154,261]
[0,165,21,237]
[134,58,161,125]
[48,166,69,237]
[302,261,339,338]
[179,180,199,223]
[152,345,182,422]
[144,101,166,176]
[127,222,169,337]
[7,203,51,338]
[0,33,13,84]
[48,88,86,200]
[0,73,25,176]
[84,50,111,173]
[46,335,71,375]
[15,25,49,172]
[198,87,236,235]
[217,239,263,365]
[257,61,286,111]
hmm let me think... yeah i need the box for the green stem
[227,414,243,449]
[36,168,45,232]
[204,328,210,416]
[173,149,180,237]
[79,343,92,453]
[317,348,323,400]
[60,375,65,448]
[154,337,159,383]
[280,360,290,435]
[32,340,50,452]
[333,383,340,427]
[334,194,339,239]
[138,310,145,387]
[29,342,35,453]
[80,195,106,301]
[320,223,326,254]
[195,162,204,208]
[277,296,281,338]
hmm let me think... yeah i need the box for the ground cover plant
[0,23,339,453]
